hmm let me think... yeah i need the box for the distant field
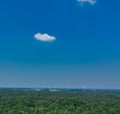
[0,89,120,114]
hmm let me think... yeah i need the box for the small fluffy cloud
[34,33,56,42]
[77,0,96,5]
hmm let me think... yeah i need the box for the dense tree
[0,89,120,114]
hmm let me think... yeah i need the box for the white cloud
[34,33,56,42]
[77,0,96,5]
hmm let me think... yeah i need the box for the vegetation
[0,89,120,114]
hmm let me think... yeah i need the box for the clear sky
[0,0,120,89]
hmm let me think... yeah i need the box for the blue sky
[0,0,120,89]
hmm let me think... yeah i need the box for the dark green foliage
[0,90,120,114]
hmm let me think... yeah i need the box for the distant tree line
[0,90,120,114]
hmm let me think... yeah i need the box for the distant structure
[49,89,59,92]
[82,86,87,92]
[34,88,42,91]
[49,86,60,92]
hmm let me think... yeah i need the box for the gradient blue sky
[0,0,120,89]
